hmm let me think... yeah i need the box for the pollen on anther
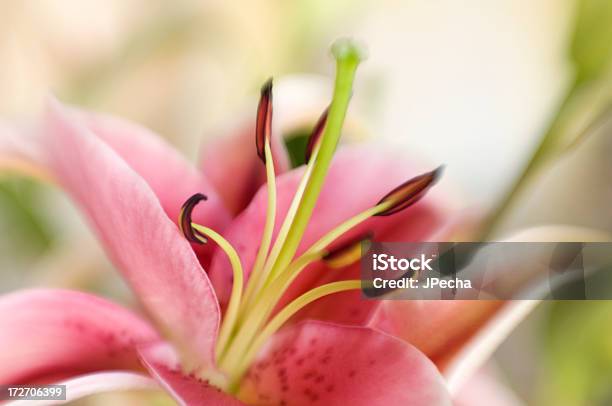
[323,232,373,268]
[375,166,444,217]
[256,78,273,163]
[179,193,208,244]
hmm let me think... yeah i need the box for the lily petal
[72,109,232,267]
[41,100,221,372]
[5,372,160,406]
[75,109,231,234]
[200,76,334,214]
[209,144,445,303]
[238,321,452,405]
[1,107,232,266]
[0,289,158,384]
[140,343,245,405]
[454,367,525,406]
[368,300,504,371]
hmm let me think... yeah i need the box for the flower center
[179,39,441,392]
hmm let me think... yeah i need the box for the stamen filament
[302,205,382,259]
[267,204,386,286]
[280,165,443,277]
[264,148,317,281]
[268,40,364,279]
[322,232,372,268]
[191,224,245,360]
[218,252,321,372]
[230,280,361,388]
[241,141,277,310]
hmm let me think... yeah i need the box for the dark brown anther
[179,193,208,244]
[256,78,273,163]
[375,166,444,217]
[323,232,373,268]
[304,107,329,164]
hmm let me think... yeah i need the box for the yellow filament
[251,141,320,296]
[307,205,380,255]
[271,202,389,283]
[230,280,361,386]
[241,142,277,311]
[324,242,364,268]
[191,224,244,360]
[222,178,387,371]
[218,252,320,372]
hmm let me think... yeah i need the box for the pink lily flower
[0,41,531,405]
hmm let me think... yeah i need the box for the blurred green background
[1,0,612,404]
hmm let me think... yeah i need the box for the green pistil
[269,39,365,277]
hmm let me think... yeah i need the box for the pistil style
[269,40,365,278]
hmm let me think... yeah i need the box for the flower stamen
[255,78,273,164]
[178,40,445,394]
[189,223,245,361]
[322,232,373,268]
[241,80,278,312]
[218,252,322,375]
[280,167,442,280]
[375,166,443,216]
[230,280,361,390]
[178,193,208,243]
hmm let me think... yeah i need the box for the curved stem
[478,81,579,240]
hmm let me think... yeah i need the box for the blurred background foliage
[1,0,612,404]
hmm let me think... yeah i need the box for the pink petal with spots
[238,321,451,405]
[140,344,245,405]
[0,289,158,384]
[41,99,221,372]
